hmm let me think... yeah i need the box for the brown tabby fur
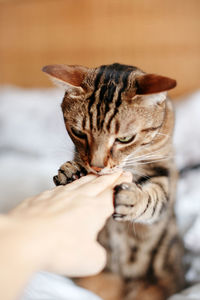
[43,63,185,300]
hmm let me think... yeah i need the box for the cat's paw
[53,161,87,186]
[113,182,146,222]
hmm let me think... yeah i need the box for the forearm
[0,215,45,300]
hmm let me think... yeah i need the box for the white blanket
[0,86,200,299]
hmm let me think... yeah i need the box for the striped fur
[44,63,185,300]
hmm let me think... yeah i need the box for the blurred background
[1,0,200,297]
[0,0,200,97]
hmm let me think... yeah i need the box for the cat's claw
[112,213,126,221]
[53,161,87,186]
[53,175,61,186]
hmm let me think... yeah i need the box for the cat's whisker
[126,144,151,158]
[135,157,172,165]
[124,157,172,167]
[125,148,173,160]
[119,162,150,178]
[125,156,167,164]
[126,154,171,163]
[126,148,167,160]
[124,148,167,162]
[124,154,171,165]
[156,132,171,138]
[124,160,170,167]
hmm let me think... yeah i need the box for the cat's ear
[42,64,89,97]
[135,74,177,95]
[134,74,176,105]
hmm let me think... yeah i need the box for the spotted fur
[43,63,185,300]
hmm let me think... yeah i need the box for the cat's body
[43,63,185,300]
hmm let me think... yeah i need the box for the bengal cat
[43,63,185,300]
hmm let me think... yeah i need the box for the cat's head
[43,63,176,174]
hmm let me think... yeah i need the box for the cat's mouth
[87,164,120,176]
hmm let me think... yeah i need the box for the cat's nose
[90,165,103,172]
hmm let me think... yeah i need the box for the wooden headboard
[0,0,200,98]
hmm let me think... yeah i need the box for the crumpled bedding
[0,87,200,299]
[21,272,101,300]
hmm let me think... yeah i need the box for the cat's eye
[71,127,87,139]
[116,135,136,144]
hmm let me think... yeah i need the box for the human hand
[8,171,132,277]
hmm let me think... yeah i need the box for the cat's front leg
[113,177,169,223]
[53,161,87,186]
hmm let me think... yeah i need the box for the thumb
[70,243,107,277]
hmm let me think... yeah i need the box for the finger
[57,174,97,191]
[88,171,132,198]
[77,171,124,196]
[83,243,107,276]
[49,174,98,197]
[46,242,106,277]
[89,172,133,222]
[112,172,133,186]
[51,171,131,196]
[69,243,107,277]
[93,189,114,221]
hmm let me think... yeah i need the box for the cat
[43,63,185,300]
